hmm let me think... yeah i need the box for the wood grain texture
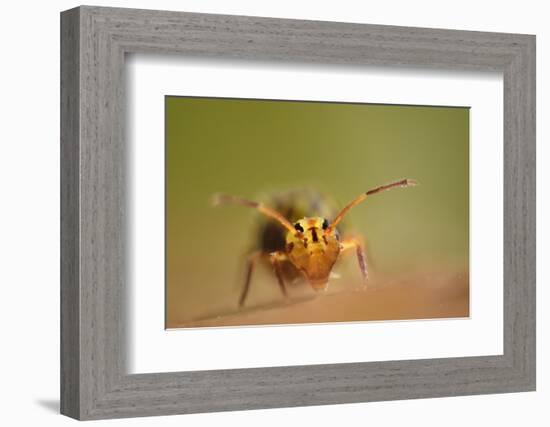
[60,7,80,419]
[60,5,536,420]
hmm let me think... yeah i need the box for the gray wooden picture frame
[60,5,536,421]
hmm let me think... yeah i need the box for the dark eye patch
[294,223,304,233]
[322,219,329,230]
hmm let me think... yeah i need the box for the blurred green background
[166,96,469,328]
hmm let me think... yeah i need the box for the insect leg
[340,237,368,285]
[269,251,289,298]
[239,251,264,307]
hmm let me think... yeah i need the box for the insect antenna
[327,178,418,232]
[212,193,296,233]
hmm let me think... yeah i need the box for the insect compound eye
[322,219,329,230]
[294,222,304,233]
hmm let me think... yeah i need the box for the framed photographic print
[60,5,535,420]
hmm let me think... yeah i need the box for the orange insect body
[285,217,341,290]
[213,178,417,306]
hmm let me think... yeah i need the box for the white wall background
[0,0,546,425]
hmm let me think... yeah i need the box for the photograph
[165,96,470,328]
[53,3,537,421]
